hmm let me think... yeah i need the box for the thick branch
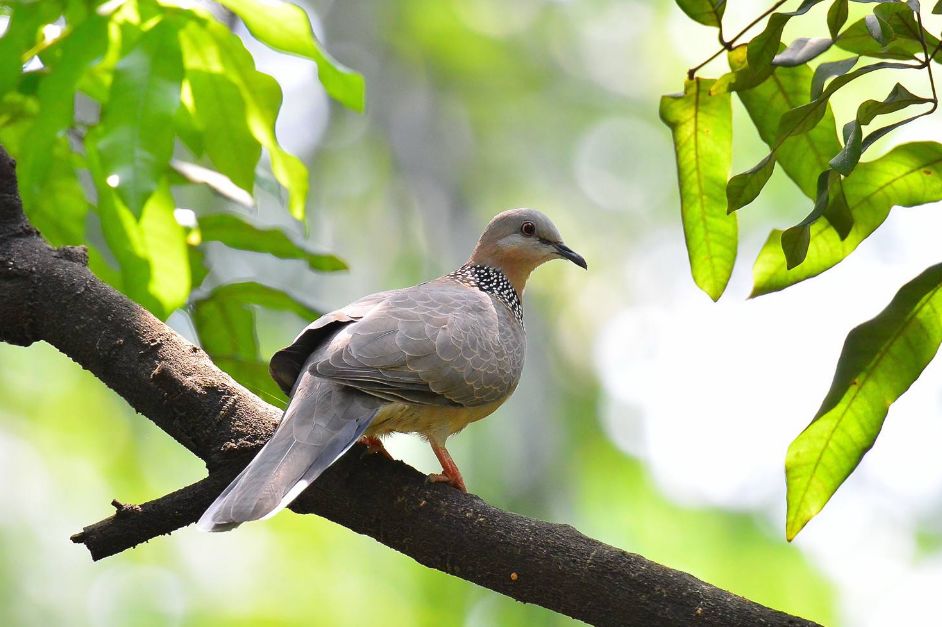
[0,148,819,627]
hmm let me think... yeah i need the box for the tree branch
[0,147,819,627]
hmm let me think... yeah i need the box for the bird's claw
[358,436,393,460]
[427,472,467,493]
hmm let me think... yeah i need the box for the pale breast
[366,398,507,441]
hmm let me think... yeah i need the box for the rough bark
[0,148,820,627]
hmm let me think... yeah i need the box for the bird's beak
[553,242,588,270]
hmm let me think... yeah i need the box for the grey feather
[313,278,524,407]
[197,359,382,532]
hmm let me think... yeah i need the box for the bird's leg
[427,441,467,492]
[358,435,392,460]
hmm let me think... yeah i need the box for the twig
[915,10,938,114]
[687,0,790,80]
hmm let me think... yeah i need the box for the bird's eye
[520,221,536,237]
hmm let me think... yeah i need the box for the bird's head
[468,208,587,293]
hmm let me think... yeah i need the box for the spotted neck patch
[449,263,523,324]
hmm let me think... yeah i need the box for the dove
[198,208,586,531]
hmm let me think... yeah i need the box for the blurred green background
[6,1,942,625]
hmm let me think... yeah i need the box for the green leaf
[88,132,191,319]
[773,38,833,67]
[179,27,262,193]
[775,61,911,144]
[171,160,254,207]
[215,0,365,112]
[726,153,775,212]
[786,263,942,540]
[865,13,894,47]
[734,58,842,199]
[181,18,309,221]
[827,0,849,40]
[831,120,864,176]
[197,213,347,272]
[188,243,210,290]
[201,281,321,321]
[810,56,858,99]
[779,169,847,268]
[836,3,938,60]
[0,1,61,99]
[712,1,826,94]
[99,183,191,319]
[659,78,736,301]
[191,289,287,405]
[98,18,184,216]
[752,142,942,297]
[673,0,726,27]
[735,59,913,211]
[830,83,933,175]
[174,94,205,157]
[187,71,260,192]
[934,0,942,14]
[780,84,932,263]
[21,137,89,247]
[18,14,108,209]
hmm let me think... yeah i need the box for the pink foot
[358,436,392,460]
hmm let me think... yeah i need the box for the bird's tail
[197,371,379,532]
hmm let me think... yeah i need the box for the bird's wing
[270,290,395,395]
[313,280,517,407]
[197,366,381,532]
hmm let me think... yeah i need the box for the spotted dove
[198,208,586,531]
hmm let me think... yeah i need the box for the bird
[198,208,586,532]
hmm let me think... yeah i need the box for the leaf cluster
[663,0,942,540]
[0,0,361,402]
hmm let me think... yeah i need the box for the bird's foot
[428,441,468,492]
[358,436,392,460]
[427,472,467,492]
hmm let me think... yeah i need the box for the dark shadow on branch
[0,147,819,627]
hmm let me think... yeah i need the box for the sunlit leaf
[99,18,184,216]
[776,61,910,143]
[18,15,107,209]
[734,58,912,213]
[752,142,942,297]
[179,28,262,194]
[215,0,365,112]
[733,56,842,199]
[659,78,736,301]
[0,1,61,99]
[197,213,347,272]
[87,130,190,319]
[673,0,726,28]
[181,18,309,221]
[786,263,942,540]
